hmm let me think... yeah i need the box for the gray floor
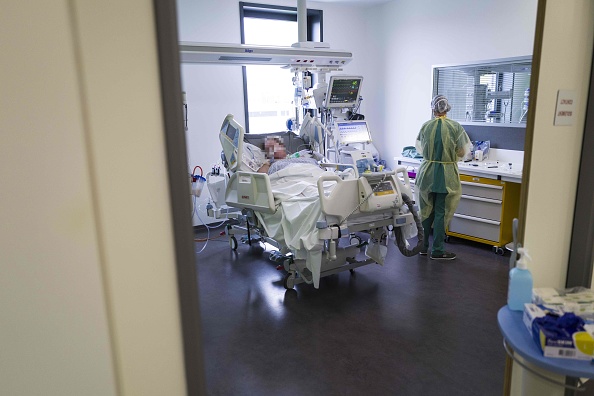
[195,228,511,395]
[193,229,591,395]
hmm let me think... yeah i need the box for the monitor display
[222,122,239,146]
[219,114,244,171]
[326,76,363,108]
[337,121,371,144]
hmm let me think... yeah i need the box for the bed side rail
[394,165,413,201]
[319,162,358,178]
[317,166,414,221]
[225,171,276,214]
[317,174,360,222]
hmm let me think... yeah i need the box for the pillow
[242,142,268,172]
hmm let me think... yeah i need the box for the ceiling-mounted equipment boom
[179,42,352,67]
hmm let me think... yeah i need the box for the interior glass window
[433,58,532,125]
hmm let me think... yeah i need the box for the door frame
[152,1,594,395]
[153,1,206,394]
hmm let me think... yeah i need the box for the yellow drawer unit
[447,174,521,254]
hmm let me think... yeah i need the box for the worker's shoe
[430,251,456,260]
[419,248,428,256]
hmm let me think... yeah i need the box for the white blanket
[255,163,334,288]
[255,163,414,288]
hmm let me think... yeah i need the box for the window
[240,3,322,133]
[432,57,532,125]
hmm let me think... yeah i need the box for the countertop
[395,156,522,183]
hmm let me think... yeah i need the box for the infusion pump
[357,172,402,212]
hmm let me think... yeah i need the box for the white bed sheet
[255,163,329,288]
[255,163,400,288]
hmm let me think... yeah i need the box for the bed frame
[212,114,419,289]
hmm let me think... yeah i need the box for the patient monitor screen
[337,121,372,144]
[327,77,362,108]
[220,118,241,170]
[222,121,239,144]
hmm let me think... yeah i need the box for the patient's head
[264,137,287,160]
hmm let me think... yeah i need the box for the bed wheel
[444,235,451,243]
[493,246,505,255]
[349,269,355,274]
[349,235,362,246]
[229,236,238,251]
[283,273,295,290]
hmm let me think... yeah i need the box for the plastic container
[206,173,227,207]
[508,247,533,311]
[191,175,206,197]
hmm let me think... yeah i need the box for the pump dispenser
[507,248,533,311]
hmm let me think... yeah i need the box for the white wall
[524,1,594,289]
[511,1,594,394]
[365,0,538,168]
[178,0,537,224]
[73,2,187,394]
[1,1,186,395]
[1,2,116,394]
[177,0,372,225]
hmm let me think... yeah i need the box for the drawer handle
[453,213,501,226]
[461,181,503,190]
[460,195,502,204]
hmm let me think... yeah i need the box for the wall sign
[554,90,577,126]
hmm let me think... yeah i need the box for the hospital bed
[214,114,423,289]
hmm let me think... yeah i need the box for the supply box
[524,303,594,360]
[523,304,546,332]
[532,287,594,317]
[531,320,594,360]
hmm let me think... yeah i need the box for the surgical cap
[431,95,451,114]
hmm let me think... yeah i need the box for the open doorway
[151,0,592,394]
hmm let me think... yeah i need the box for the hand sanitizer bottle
[507,248,533,311]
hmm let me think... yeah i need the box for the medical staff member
[415,95,471,260]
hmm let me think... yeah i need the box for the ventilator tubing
[394,193,425,257]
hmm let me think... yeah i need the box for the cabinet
[447,174,521,252]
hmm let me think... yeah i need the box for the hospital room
[3,1,594,396]
[175,0,594,395]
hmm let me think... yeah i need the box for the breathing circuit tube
[393,193,425,257]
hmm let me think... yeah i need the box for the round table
[497,306,594,394]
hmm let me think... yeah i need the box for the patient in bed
[246,136,321,174]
